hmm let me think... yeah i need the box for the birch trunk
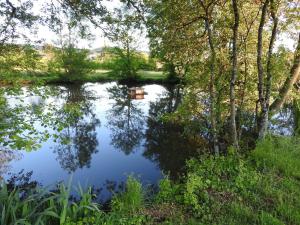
[230,0,239,148]
[256,0,269,139]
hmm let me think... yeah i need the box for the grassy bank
[1,136,300,224]
[0,70,176,86]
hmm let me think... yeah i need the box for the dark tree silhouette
[143,86,208,179]
[53,84,100,173]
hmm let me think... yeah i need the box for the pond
[1,82,200,201]
[0,81,296,201]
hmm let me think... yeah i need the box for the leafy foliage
[48,46,94,81]
[107,47,141,79]
[0,45,43,81]
[154,137,300,224]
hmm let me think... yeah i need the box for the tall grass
[252,136,300,178]
[0,182,100,225]
[111,176,144,214]
[0,176,146,225]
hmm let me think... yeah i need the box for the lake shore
[0,70,180,86]
[2,136,300,224]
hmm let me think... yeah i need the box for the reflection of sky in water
[2,82,295,200]
[3,82,172,200]
[270,107,295,136]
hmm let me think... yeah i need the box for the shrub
[155,178,182,204]
[111,176,144,214]
[180,137,300,224]
[48,46,93,81]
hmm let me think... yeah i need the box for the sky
[11,0,298,52]
[25,0,150,51]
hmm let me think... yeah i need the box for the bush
[111,176,144,214]
[183,154,261,222]
[150,137,300,224]
[155,178,182,204]
[48,46,93,81]
[0,44,42,77]
[180,137,300,224]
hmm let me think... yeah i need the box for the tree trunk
[230,0,239,149]
[205,17,219,154]
[256,0,269,139]
[257,0,278,138]
[270,33,300,112]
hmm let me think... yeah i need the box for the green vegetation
[2,136,300,225]
[179,137,300,224]
[0,69,169,85]
[48,46,94,82]
[1,0,300,224]
[0,44,169,85]
[0,177,147,225]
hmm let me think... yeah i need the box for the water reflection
[0,149,21,181]
[3,82,298,201]
[53,84,101,173]
[143,85,207,179]
[106,84,145,155]
[270,105,295,136]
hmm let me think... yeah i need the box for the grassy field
[0,70,174,85]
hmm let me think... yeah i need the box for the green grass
[137,70,166,80]
[252,136,300,178]
[0,70,172,85]
[174,136,300,224]
[111,176,144,214]
[86,70,171,83]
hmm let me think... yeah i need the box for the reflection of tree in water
[143,85,208,180]
[270,105,295,136]
[106,85,145,155]
[53,84,100,173]
[0,149,21,181]
[5,170,38,193]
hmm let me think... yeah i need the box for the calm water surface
[2,82,195,200]
[1,81,295,200]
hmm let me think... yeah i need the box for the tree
[141,0,300,149]
[51,46,93,80]
[0,44,42,77]
[0,0,39,45]
[270,33,300,113]
[44,1,95,80]
[230,0,239,148]
[105,6,145,79]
